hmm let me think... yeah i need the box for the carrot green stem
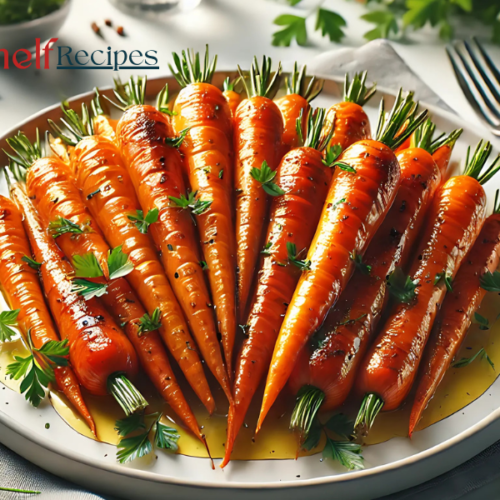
[107,373,148,416]
[285,62,323,102]
[5,130,43,171]
[375,89,428,150]
[410,119,436,152]
[169,45,217,87]
[429,128,463,154]
[296,108,334,151]
[91,87,105,117]
[238,55,282,99]
[48,102,94,146]
[105,76,147,112]
[354,393,384,434]
[344,71,376,107]
[0,487,41,494]
[290,385,325,442]
[464,140,500,185]
[493,189,500,215]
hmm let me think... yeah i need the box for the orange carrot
[234,56,283,320]
[169,47,237,375]
[0,194,95,433]
[430,129,462,178]
[222,109,333,467]
[257,91,427,431]
[409,185,500,436]
[223,77,243,117]
[275,63,323,153]
[354,141,497,433]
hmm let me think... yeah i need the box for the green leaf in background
[316,8,347,42]
[361,10,399,41]
[272,15,307,47]
[0,0,65,25]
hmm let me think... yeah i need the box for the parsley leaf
[138,308,161,335]
[335,161,357,173]
[323,144,343,167]
[37,339,69,366]
[474,312,490,331]
[324,414,355,439]
[117,431,152,464]
[48,217,90,238]
[72,253,104,278]
[272,14,307,47]
[71,279,108,300]
[250,161,285,197]
[153,419,180,452]
[165,127,190,148]
[128,208,159,234]
[115,413,146,436]
[315,8,346,42]
[387,267,418,304]
[0,309,20,341]
[434,271,453,292]
[323,437,364,470]
[261,241,272,255]
[21,255,42,270]
[480,270,500,292]
[350,251,371,275]
[361,10,399,41]
[452,347,495,370]
[301,418,322,451]
[108,246,134,280]
[169,191,213,216]
[287,242,311,271]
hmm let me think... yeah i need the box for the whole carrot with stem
[325,72,376,151]
[287,124,459,443]
[223,77,243,117]
[430,129,463,178]
[169,47,237,375]
[275,63,323,153]
[354,141,498,434]
[409,185,500,436]
[257,90,428,432]
[113,77,230,406]
[234,56,283,320]
[221,109,334,468]
[0,194,96,434]
[5,165,145,415]
[58,101,230,407]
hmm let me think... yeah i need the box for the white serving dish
[0,73,499,500]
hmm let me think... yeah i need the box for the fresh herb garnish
[108,246,134,280]
[21,255,42,270]
[387,267,418,304]
[287,242,311,271]
[0,0,65,25]
[6,333,69,407]
[474,312,490,331]
[480,270,500,292]
[138,308,161,335]
[71,279,108,300]
[169,191,213,216]
[322,144,343,167]
[48,217,90,238]
[350,251,371,275]
[250,160,285,197]
[323,438,364,470]
[128,208,159,234]
[0,309,20,341]
[239,324,249,336]
[165,127,190,148]
[338,313,367,327]
[434,271,453,292]
[72,253,103,278]
[218,169,224,179]
[115,413,146,436]
[199,261,208,270]
[452,347,495,370]
[261,241,272,255]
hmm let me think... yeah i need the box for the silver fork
[446,37,500,137]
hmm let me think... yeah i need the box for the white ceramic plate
[0,73,499,500]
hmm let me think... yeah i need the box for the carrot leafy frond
[138,308,162,336]
[297,107,334,152]
[375,89,428,150]
[285,62,324,102]
[169,45,217,88]
[250,160,285,197]
[5,129,43,171]
[464,140,500,185]
[105,76,147,111]
[452,347,494,370]
[493,190,500,215]
[287,242,311,271]
[48,217,92,238]
[108,373,148,416]
[429,128,463,155]
[49,101,94,146]
[410,119,436,152]
[238,55,282,99]
[91,87,105,117]
[290,385,325,442]
[156,84,177,116]
[344,71,376,107]
[354,393,384,434]
[165,127,190,149]
[21,255,42,271]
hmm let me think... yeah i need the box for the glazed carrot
[61,103,230,408]
[257,91,427,432]
[223,77,243,117]
[354,141,498,433]
[275,63,323,153]
[409,185,500,437]
[430,129,463,178]
[91,88,117,140]
[5,162,145,415]
[169,47,237,375]
[221,109,334,467]
[0,195,95,434]
[234,56,283,320]
[288,125,458,442]
[325,72,375,151]
[114,77,229,406]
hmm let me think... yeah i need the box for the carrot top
[238,55,282,99]
[296,108,334,152]
[48,102,94,146]
[169,45,217,87]
[344,71,376,106]
[4,130,42,179]
[463,140,500,185]
[429,128,463,155]
[375,89,428,150]
[284,63,323,102]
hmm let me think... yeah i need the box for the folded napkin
[0,39,495,500]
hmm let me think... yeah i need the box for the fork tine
[462,40,500,107]
[472,37,500,87]
[450,42,500,125]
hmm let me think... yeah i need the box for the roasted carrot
[6,163,145,415]
[169,47,237,375]
[60,103,230,408]
[430,129,463,178]
[354,141,498,433]
[288,124,458,441]
[257,91,427,432]
[114,77,230,406]
[223,77,243,117]
[0,194,95,434]
[409,185,500,437]
[91,89,118,140]
[275,63,323,153]
[234,56,283,320]
[221,109,334,467]
[325,72,375,151]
